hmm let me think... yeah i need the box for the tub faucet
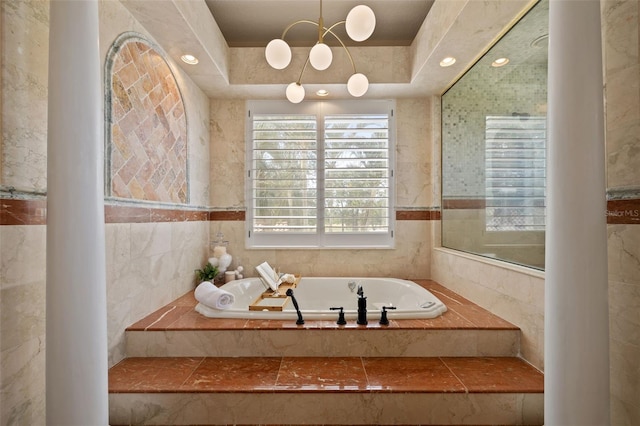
[286,289,304,325]
[356,285,368,325]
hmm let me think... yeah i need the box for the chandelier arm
[281,20,320,40]
[322,22,357,74]
[296,55,311,85]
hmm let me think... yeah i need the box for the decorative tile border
[442,197,640,225]
[0,198,47,225]
[1,199,443,225]
[5,196,639,225]
[209,210,246,221]
[442,198,486,209]
[395,210,441,220]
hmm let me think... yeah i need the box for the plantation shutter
[251,114,318,233]
[247,100,395,248]
[485,115,546,231]
[324,114,390,233]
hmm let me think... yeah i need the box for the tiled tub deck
[109,280,544,425]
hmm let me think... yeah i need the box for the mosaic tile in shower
[106,36,188,204]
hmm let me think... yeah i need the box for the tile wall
[602,0,640,424]
[207,98,437,280]
[0,1,211,424]
[1,1,637,426]
[434,2,640,425]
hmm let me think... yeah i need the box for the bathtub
[195,277,447,321]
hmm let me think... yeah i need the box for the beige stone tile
[0,225,46,289]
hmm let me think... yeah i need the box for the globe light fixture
[347,73,369,97]
[286,82,305,104]
[309,42,333,71]
[264,0,375,103]
[265,39,292,70]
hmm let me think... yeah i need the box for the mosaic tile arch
[105,32,189,204]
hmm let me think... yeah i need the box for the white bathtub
[195,277,447,321]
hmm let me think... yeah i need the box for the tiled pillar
[545,0,610,424]
[46,0,108,424]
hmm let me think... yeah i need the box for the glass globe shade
[286,82,305,104]
[265,39,291,70]
[309,43,333,71]
[345,5,376,42]
[347,73,369,97]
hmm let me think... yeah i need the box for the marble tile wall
[602,0,640,424]
[432,248,545,369]
[0,1,49,424]
[208,98,436,280]
[100,0,211,366]
[106,220,209,366]
[435,3,640,425]
[0,1,211,424]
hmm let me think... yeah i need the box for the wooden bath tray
[249,275,301,311]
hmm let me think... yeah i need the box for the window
[246,100,395,248]
[485,115,546,231]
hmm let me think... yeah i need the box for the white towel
[194,281,235,310]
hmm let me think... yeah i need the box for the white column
[46,0,108,424]
[545,0,610,425]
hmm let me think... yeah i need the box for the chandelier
[264,0,376,103]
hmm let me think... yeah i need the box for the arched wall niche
[104,32,189,204]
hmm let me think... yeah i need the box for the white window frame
[245,100,396,249]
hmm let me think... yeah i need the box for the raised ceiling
[204,0,434,47]
[120,0,537,100]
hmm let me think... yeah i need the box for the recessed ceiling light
[530,34,549,48]
[491,57,509,67]
[316,89,329,97]
[180,54,199,65]
[439,57,456,67]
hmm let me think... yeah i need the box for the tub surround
[109,280,542,424]
[124,280,521,359]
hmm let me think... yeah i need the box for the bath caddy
[249,275,301,311]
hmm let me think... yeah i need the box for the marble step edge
[109,392,544,426]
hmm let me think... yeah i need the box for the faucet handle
[330,307,347,325]
[379,306,397,326]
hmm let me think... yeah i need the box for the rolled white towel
[194,281,235,310]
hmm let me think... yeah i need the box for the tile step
[124,281,521,358]
[109,356,543,425]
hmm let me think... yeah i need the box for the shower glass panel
[441,0,548,270]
